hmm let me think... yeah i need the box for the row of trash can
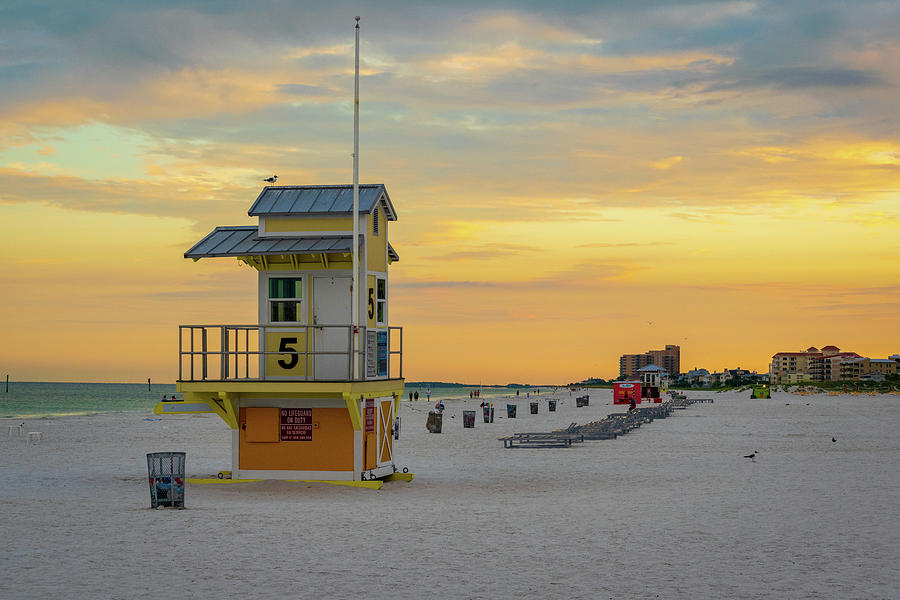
[429,399,565,433]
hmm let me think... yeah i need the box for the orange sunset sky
[1,1,898,384]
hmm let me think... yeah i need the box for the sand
[1,389,898,599]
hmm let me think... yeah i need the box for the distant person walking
[426,387,431,402]
[414,391,419,401]
[409,392,413,401]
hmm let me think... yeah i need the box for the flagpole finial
[355,16,360,27]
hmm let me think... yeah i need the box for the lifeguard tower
[637,364,668,403]
[154,184,405,482]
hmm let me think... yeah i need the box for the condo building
[769,345,898,383]
[619,345,680,378]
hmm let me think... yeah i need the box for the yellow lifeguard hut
[637,364,669,402]
[155,184,405,482]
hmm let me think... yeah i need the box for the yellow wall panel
[367,214,388,272]
[264,330,309,377]
[366,274,376,329]
[265,217,352,232]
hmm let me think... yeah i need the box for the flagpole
[352,16,361,380]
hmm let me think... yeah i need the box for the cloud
[649,155,683,169]
[423,243,539,262]
[276,83,333,96]
[705,67,888,91]
[577,242,673,248]
[393,261,633,292]
[0,166,251,229]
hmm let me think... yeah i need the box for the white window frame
[375,276,387,326]
[262,273,306,325]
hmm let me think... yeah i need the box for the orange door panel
[365,432,378,470]
[239,407,354,471]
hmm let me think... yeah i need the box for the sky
[1,0,898,384]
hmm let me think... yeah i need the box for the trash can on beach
[549,399,557,412]
[482,405,492,423]
[530,402,538,414]
[147,452,185,508]
[463,410,476,428]
[426,410,443,433]
[507,404,517,418]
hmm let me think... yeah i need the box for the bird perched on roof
[263,174,278,183]
[744,451,758,462]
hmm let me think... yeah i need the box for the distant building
[619,344,680,378]
[684,368,711,385]
[678,366,765,387]
[769,345,897,383]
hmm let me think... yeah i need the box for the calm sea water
[1,382,549,418]
[1,382,176,418]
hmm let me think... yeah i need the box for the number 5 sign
[265,330,307,377]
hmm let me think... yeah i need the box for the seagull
[263,174,278,183]
[744,451,758,462]
[832,437,837,443]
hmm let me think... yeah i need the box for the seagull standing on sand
[263,174,278,183]
[832,437,837,443]
[744,451,758,462]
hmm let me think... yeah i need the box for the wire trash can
[147,452,185,508]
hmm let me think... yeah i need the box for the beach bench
[569,421,620,440]
[499,432,584,448]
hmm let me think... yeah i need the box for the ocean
[1,382,175,418]
[1,381,549,418]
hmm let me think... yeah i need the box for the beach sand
[1,389,897,599]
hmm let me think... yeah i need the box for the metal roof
[185,226,353,259]
[248,184,397,220]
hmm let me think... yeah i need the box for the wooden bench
[573,424,619,440]
[499,432,584,448]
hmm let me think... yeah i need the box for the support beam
[213,392,240,429]
[343,393,362,430]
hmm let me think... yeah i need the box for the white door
[312,275,351,379]
[377,399,394,467]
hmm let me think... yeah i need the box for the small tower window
[268,277,303,322]
[373,206,379,236]
[376,278,386,324]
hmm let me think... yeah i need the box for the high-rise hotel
[619,345,681,378]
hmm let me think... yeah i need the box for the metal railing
[178,324,403,382]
